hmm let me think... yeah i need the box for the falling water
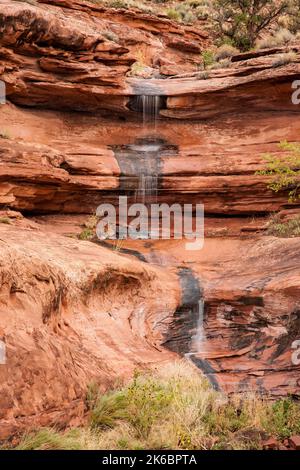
[135,173,158,204]
[134,96,161,205]
[130,95,163,126]
[185,299,206,358]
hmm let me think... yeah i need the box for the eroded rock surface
[0,224,178,440]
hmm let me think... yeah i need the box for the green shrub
[202,50,215,68]
[262,399,300,439]
[166,8,181,21]
[258,141,300,201]
[78,228,94,240]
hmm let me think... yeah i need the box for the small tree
[213,0,291,50]
[259,141,300,202]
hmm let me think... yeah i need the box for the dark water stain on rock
[163,267,202,355]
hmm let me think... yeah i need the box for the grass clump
[166,8,181,21]
[77,215,99,240]
[272,51,297,67]
[0,217,11,224]
[78,228,94,241]
[14,361,300,450]
[214,44,239,62]
[267,214,300,238]
[166,3,198,24]
[16,428,82,450]
[256,28,295,50]
[210,58,231,69]
[108,0,129,8]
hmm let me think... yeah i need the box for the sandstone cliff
[0,0,300,440]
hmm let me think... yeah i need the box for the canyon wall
[0,0,300,440]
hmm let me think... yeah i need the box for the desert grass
[14,361,300,450]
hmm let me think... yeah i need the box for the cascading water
[185,299,206,358]
[133,96,162,207]
[134,95,162,126]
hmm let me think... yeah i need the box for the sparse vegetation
[256,28,295,49]
[214,44,239,62]
[267,213,300,237]
[201,49,215,69]
[13,362,300,450]
[166,7,181,21]
[107,0,129,8]
[197,70,210,79]
[272,51,297,67]
[16,428,82,450]
[258,141,300,202]
[0,217,11,224]
[78,228,94,241]
[127,49,150,77]
[212,0,291,50]
[210,58,231,69]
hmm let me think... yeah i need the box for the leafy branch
[258,141,300,202]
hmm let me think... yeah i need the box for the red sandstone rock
[288,436,300,450]
[0,0,211,114]
[0,224,179,440]
[262,438,279,450]
[278,444,289,450]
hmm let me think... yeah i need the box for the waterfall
[185,299,206,358]
[129,95,164,126]
[135,173,158,204]
[140,95,160,125]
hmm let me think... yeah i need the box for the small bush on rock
[258,141,300,202]
[214,44,239,61]
[272,51,297,67]
[267,214,300,238]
